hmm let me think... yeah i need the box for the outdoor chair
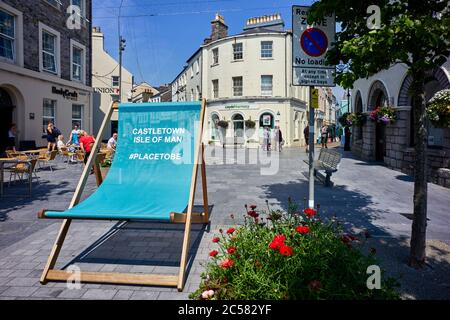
[37,150,58,172]
[37,101,209,291]
[9,158,38,186]
[59,147,76,165]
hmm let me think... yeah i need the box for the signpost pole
[308,86,315,209]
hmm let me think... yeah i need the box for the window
[261,41,273,58]
[261,75,273,96]
[72,104,84,129]
[191,89,195,101]
[195,59,199,74]
[44,0,62,9]
[233,76,243,97]
[71,44,84,82]
[42,30,57,73]
[212,79,219,98]
[71,0,85,18]
[43,99,56,133]
[190,66,194,78]
[212,48,219,65]
[0,10,15,61]
[233,43,243,61]
[112,76,119,87]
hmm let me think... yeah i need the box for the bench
[303,148,342,187]
[223,137,245,148]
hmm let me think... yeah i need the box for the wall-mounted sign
[52,87,78,100]
[225,105,250,110]
[94,87,120,95]
[262,115,272,126]
[29,113,35,120]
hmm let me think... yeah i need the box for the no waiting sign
[292,5,336,87]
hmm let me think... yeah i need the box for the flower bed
[190,201,399,300]
[369,106,396,124]
[427,89,450,128]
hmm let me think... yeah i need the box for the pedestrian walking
[46,122,60,152]
[263,127,271,151]
[303,125,310,153]
[321,123,329,149]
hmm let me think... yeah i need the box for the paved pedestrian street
[0,146,449,300]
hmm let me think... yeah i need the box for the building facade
[172,14,311,148]
[351,61,450,187]
[92,26,133,138]
[0,0,93,153]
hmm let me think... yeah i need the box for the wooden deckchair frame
[38,99,209,291]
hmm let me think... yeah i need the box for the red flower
[209,250,219,257]
[308,280,322,293]
[269,234,286,250]
[304,208,317,218]
[279,245,294,257]
[227,247,237,254]
[250,205,257,210]
[212,237,220,243]
[248,210,259,218]
[226,228,236,235]
[220,258,234,269]
[295,225,310,234]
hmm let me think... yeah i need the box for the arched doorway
[368,81,388,161]
[232,113,244,139]
[0,88,15,154]
[211,113,220,141]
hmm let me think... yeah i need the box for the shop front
[0,67,92,153]
[205,98,307,148]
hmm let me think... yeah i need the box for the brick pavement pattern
[0,146,449,299]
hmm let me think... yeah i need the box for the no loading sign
[301,28,328,57]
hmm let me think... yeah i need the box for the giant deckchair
[37,100,209,291]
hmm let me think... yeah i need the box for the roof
[239,26,285,35]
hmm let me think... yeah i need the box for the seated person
[107,133,118,151]
[57,135,66,151]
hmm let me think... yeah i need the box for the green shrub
[190,201,399,300]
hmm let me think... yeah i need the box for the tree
[308,0,450,267]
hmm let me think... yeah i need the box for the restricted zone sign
[292,5,336,87]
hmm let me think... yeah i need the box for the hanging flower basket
[245,120,256,129]
[217,120,229,129]
[340,112,367,127]
[369,106,396,124]
[427,89,450,128]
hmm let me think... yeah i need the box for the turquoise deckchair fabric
[45,102,202,221]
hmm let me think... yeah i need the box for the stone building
[171,13,311,148]
[0,0,93,153]
[351,61,450,187]
[92,26,133,137]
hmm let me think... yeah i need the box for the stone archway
[0,88,15,154]
[367,81,389,161]
[367,80,389,110]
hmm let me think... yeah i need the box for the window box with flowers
[369,106,397,124]
[190,200,399,300]
[427,89,450,128]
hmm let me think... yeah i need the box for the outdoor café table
[0,158,33,197]
[21,149,46,159]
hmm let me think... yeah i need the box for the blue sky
[93,0,345,101]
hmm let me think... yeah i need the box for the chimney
[210,13,228,42]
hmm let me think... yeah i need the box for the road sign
[311,88,319,108]
[292,5,336,87]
